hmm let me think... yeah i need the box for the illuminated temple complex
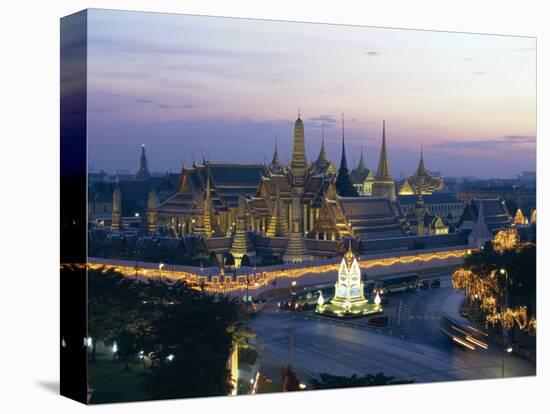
[155,115,410,246]
[88,114,525,267]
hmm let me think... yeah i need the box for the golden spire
[375,120,391,181]
[345,239,354,267]
[316,124,330,168]
[291,111,307,192]
[416,138,428,176]
[271,137,281,170]
[357,145,367,172]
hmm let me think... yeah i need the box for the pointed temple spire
[193,174,213,237]
[339,113,348,172]
[270,137,283,174]
[271,137,281,167]
[416,138,428,176]
[357,146,367,172]
[135,144,151,180]
[111,181,122,232]
[146,189,159,234]
[371,120,396,200]
[316,124,330,169]
[375,120,391,181]
[230,194,255,267]
[468,200,493,248]
[266,191,288,237]
[335,113,358,197]
[283,195,311,263]
[290,111,307,192]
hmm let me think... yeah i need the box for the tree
[140,282,242,399]
[86,267,245,400]
[309,372,414,390]
[281,366,301,391]
[87,268,142,363]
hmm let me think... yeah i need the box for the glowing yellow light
[465,335,488,349]
[452,336,475,350]
[317,291,325,306]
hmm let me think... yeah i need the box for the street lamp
[499,268,510,378]
[288,280,297,365]
[159,263,164,281]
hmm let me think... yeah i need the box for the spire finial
[375,120,391,180]
[342,113,345,141]
[298,108,301,118]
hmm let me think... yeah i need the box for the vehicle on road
[440,314,489,351]
[419,280,430,289]
[430,279,441,288]
[375,274,419,295]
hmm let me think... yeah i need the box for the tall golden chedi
[371,120,396,201]
[193,175,213,237]
[146,189,159,234]
[111,178,122,232]
[289,111,307,195]
[266,192,288,237]
[283,194,311,263]
[230,195,255,267]
[317,242,381,317]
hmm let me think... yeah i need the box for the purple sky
[87,9,536,178]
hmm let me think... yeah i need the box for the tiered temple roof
[159,162,268,217]
[314,196,409,240]
[398,144,444,195]
[458,198,512,232]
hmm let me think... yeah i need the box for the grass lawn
[257,380,283,394]
[88,354,149,404]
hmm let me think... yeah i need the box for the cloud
[366,51,380,56]
[133,97,194,110]
[430,135,536,151]
[309,114,337,124]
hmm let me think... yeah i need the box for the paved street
[250,276,535,384]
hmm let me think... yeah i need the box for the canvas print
[60,8,536,404]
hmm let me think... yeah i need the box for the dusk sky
[87,9,536,178]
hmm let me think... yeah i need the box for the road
[250,276,535,384]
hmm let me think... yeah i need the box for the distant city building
[517,171,536,182]
[398,193,464,224]
[456,187,535,218]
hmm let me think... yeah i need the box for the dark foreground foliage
[309,372,414,390]
[84,267,243,400]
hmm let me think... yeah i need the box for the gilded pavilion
[398,144,445,195]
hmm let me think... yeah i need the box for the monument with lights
[316,243,381,317]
